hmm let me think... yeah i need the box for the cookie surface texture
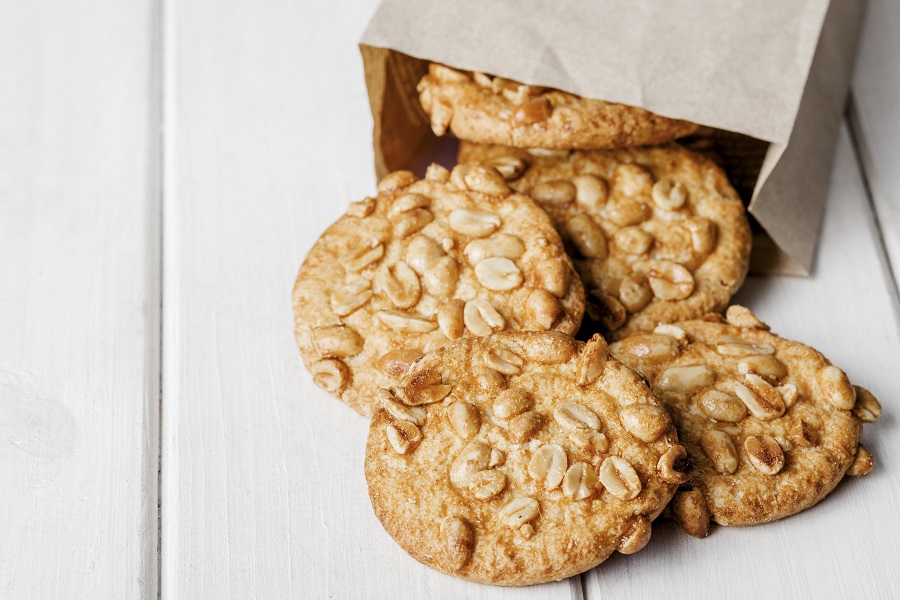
[293,165,584,416]
[365,331,684,586]
[418,63,698,150]
[459,141,751,339]
[609,306,879,534]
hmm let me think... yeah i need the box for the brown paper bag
[359,0,867,274]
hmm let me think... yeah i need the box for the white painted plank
[0,1,159,598]
[160,1,580,597]
[585,124,900,599]
[851,0,900,280]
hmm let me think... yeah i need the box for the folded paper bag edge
[748,0,868,274]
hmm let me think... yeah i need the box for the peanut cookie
[365,331,686,586]
[609,306,881,536]
[293,165,584,416]
[459,141,751,339]
[418,63,698,150]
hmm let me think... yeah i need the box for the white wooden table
[2,1,898,598]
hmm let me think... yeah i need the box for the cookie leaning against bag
[460,141,752,340]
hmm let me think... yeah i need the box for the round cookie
[459,141,752,340]
[365,331,686,586]
[609,306,881,537]
[418,63,698,150]
[293,164,584,416]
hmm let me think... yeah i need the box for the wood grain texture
[160,0,580,597]
[0,1,160,598]
[584,125,900,599]
[3,0,895,597]
[851,0,900,284]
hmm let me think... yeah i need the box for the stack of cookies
[292,62,882,587]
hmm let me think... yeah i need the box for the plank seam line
[155,0,166,596]
[846,97,900,325]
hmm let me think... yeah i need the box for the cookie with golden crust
[609,306,881,536]
[293,164,584,416]
[365,331,686,586]
[418,63,698,150]
[459,141,751,340]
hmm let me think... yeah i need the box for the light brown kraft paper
[360,0,867,275]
